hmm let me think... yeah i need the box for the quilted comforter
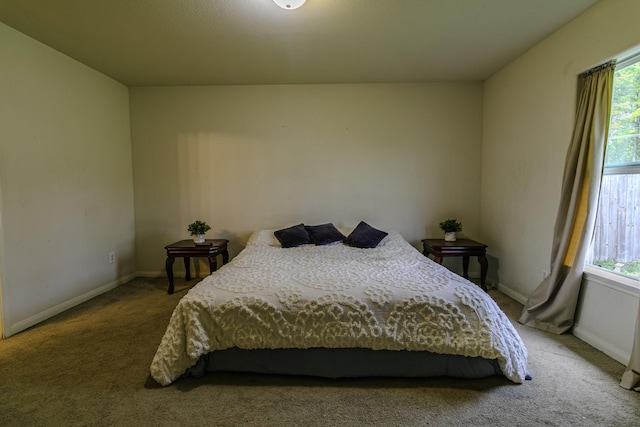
[151,230,528,386]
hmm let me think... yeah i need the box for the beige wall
[482,0,640,362]
[130,83,483,275]
[0,22,136,336]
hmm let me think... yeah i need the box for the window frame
[584,265,640,293]
[585,53,640,289]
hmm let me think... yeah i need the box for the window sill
[583,265,640,296]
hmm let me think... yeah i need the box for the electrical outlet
[109,252,117,264]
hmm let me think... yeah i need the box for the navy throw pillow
[305,223,346,246]
[345,221,388,248]
[274,224,313,248]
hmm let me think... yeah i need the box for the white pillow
[246,229,280,247]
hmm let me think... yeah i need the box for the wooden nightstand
[422,238,488,291]
[164,239,229,294]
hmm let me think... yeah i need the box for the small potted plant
[187,220,211,244]
[439,219,462,242]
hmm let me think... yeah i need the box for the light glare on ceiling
[273,0,306,10]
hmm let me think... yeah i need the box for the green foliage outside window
[592,259,640,278]
[605,62,640,166]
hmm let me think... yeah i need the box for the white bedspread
[151,230,528,386]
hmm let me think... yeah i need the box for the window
[587,56,640,284]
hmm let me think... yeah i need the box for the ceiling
[0,0,600,87]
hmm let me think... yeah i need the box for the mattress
[151,229,528,386]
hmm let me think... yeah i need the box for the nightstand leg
[478,255,488,291]
[183,257,191,281]
[208,255,218,274]
[166,257,175,294]
[462,256,470,279]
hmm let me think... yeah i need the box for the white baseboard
[492,279,630,365]
[572,325,630,365]
[491,281,528,305]
[136,271,165,278]
[451,273,529,305]
[7,272,138,337]
[138,270,212,280]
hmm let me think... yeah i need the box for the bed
[151,224,529,386]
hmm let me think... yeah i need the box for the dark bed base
[185,348,504,380]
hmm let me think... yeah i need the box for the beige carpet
[0,277,638,426]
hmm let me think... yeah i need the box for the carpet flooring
[0,277,639,426]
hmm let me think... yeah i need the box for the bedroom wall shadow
[439,257,483,281]
[486,254,500,288]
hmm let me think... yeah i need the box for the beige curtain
[519,61,616,334]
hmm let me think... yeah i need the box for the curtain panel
[519,61,616,334]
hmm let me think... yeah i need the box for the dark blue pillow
[345,221,388,248]
[274,224,312,248]
[305,223,346,246]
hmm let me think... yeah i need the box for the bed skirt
[185,348,504,380]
